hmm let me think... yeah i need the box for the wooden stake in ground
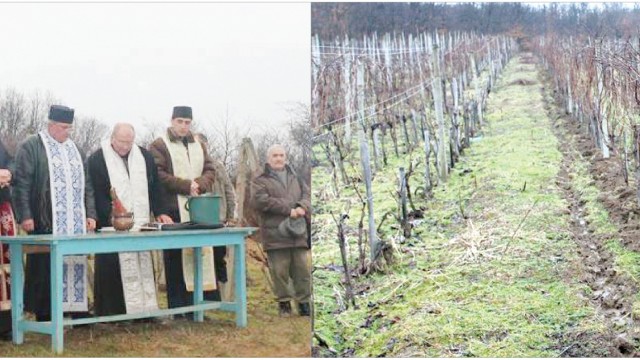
[371,123,383,172]
[423,128,433,195]
[234,137,265,295]
[399,167,411,238]
[236,137,262,227]
[331,212,357,310]
[432,44,448,181]
[634,125,640,207]
[359,125,379,261]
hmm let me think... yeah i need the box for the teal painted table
[3,227,255,353]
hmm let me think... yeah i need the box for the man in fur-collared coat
[148,106,218,316]
[251,144,311,317]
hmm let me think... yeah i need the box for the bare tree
[137,120,166,149]
[71,116,109,156]
[0,88,27,148]
[197,107,248,180]
[24,90,51,137]
[287,102,313,184]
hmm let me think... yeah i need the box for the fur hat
[172,106,192,119]
[48,105,74,123]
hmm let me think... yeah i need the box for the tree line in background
[312,2,640,40]
[0,87,311,185]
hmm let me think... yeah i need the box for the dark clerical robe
[12,134,96,320]
[87,146,163,316]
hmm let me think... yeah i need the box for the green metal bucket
[185,193,221,225]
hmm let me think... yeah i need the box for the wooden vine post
[359,125,379,262]
[432,43,449,181]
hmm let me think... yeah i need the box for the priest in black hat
[12,104,97,322]
[148,106,218,317]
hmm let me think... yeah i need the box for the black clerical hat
[172,106,192,119]
[48,105,74,123]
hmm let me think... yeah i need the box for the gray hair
[267,144,286,157]
[111,123,136,139]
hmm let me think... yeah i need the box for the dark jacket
[0,140,12,203]
[87,146,164,229]
[12,134,97,232]
[251,163,311,251]
[148,129,216,220]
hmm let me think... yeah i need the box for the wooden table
[3,228,255,353]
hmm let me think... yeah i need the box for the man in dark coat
[12,105,97,322]
[251,144,311,316]
[88,123,169,316]
[0,139,14,339]
[148,106,218,316]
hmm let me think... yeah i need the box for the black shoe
[278,301,292,317]
[36,313,51,322]
[298,302,311,316]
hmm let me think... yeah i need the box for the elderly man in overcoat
[251,144,311,316]
[148,106,218,316]
[12,105,97,322]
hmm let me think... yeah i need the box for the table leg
[9,244,24,344]
[234,241,247,327]
[50,246,64,353]
[193,247,204,322]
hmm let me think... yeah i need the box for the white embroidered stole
[101,140,150,225]
[160,133,204,222]
[101,140,158,313]
[40,131,88,312]
[161,134,216,292]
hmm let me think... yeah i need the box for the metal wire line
[312,77,432,131]
[311,85,426,140]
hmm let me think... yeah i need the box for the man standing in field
[148,106,218,315]
[87,123,171,317]
[251,144,311,316]
[12,105,97,321]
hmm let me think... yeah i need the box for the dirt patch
[550,330,631,357]
[508,78,536,86]
[542,70,640,356]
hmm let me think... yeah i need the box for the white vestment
[101,140,159,314]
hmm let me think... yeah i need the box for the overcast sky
[0,3,310,134]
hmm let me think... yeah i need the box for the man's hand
[21,219,34,233]
[190,181,200,196]
[86,218,96,232]
[295,207,306,217]
[0,169,11,187]
[290,209,299,218]
[156,214,174,224]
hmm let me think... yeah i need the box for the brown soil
[543,71,640,356]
